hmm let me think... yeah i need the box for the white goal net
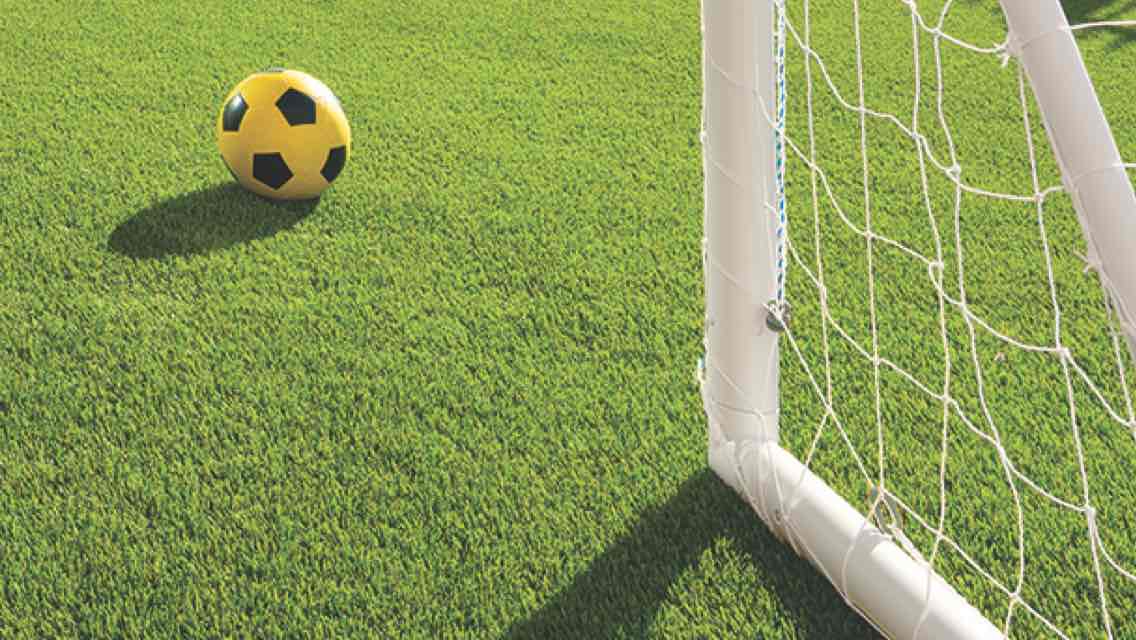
[700,1,1136,638]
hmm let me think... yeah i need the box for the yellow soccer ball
[217,68,350,200]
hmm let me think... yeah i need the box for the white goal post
[699,1,1136,638]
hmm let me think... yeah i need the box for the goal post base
[708,431,1006,640]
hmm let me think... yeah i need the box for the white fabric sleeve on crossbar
[709,436,1005,640]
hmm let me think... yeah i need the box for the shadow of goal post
[698,0,1136,638]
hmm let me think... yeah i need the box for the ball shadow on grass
[108,183,319,259]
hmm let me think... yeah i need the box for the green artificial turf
[0,1,1134,638]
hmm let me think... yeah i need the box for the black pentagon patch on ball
[276,88,316,126]
[321,146,347,183]
[252,153,293,189]
[222,93,248,132]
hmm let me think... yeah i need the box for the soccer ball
[217,68,351,200]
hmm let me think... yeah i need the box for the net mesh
[746,1,1136,636]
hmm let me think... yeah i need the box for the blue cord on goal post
[774,0,788,312]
